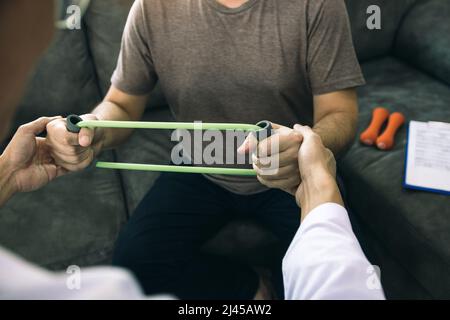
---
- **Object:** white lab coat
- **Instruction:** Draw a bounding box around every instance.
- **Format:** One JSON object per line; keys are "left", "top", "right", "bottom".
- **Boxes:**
{"left": 283, "top": 203, "right": 385, "bottom": 300}
{"left": 0, "top": 203, "right": 385, "bottom": 300}
{"left": 0, "top": 247, "right": 172, "bottom": 300}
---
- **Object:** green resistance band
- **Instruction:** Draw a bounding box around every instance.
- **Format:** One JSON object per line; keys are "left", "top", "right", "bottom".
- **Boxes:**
{"left": 66, "top": 115, "right": 272, "bottom": 176}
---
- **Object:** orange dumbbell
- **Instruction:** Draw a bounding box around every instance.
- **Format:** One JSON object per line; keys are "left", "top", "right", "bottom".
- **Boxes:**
{"left": 376, "top": 112, "right": 405, "bottom": 150}
{"left": 360, "top": 107, "right": 390, "bottom": 146}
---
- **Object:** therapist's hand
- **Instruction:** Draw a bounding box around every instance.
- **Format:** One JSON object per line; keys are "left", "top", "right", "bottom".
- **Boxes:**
{"left": 238, "top": 123, "right": 303, "bottom": 195}
{"left": 45, "top": 114, "right": 104, "bottom": 172}
{"left": 0, "top": 117, "right": 67, "bottom": 205}
{"left": 293, "top": 124, "right": 343, "bottom": 221}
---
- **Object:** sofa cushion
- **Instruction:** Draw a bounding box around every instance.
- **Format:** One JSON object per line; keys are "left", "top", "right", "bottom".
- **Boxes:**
{"left": 394, "top": 0, "right": 450, "bottom": 86}
{"left": 345, "top": 0, "right": 418, "bottom": 62}
{"left": 340, "top": 56, "right": 450, "bottom": 298}
{"left": 349, "top": 208, "right": 433, "bottom": 299}
{"left": 12, "top": 28, "right": 100, "bottom": 131}
{"left": 0, "top": 150, "right": 127, "bottom": 270}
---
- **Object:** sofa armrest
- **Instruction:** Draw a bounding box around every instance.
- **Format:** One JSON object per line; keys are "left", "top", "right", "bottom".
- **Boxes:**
{"left": 394, "top": 0, "right": 450, "bottom": 86}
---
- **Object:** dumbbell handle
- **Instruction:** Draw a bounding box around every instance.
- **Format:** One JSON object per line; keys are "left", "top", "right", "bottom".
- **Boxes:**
{"left": 376, "top": 112, "right": 405, "bottom": 150}
{"left": 360, "top": 107, "right": 390, "bottom": 146}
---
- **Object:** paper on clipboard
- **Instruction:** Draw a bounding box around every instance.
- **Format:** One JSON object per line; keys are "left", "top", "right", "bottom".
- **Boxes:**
{"left": 404, "top": 121, "right": 450, "bottom": 195}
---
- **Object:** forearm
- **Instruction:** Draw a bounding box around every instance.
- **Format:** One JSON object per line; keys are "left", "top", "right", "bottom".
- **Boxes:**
{"left": 313, "top": 111, "right": 357, "bottom": 158}
{"left": 0, "top": 155, "right": 17, "bottom": 207}
{"left": 91, "top": 101, "right": 139, "bottom": 150}
{"left": 299, "top": 169, "right": 344, "bottom": 222}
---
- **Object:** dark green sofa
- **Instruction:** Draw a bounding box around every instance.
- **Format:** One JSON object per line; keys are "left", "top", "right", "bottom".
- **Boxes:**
{"left": 1, "top": 0, "right": 449, "bottom": 299}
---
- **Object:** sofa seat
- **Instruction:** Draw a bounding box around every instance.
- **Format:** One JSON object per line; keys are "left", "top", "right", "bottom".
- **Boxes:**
{"left": 340, "top": 56, "right": 450, "bottom": 298}
{"left": 0, "top": 151, "right": 127, "bottom": 270}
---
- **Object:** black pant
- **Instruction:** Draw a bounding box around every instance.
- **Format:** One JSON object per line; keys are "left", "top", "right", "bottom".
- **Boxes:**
{"left": 112, "top": 173, "right": 299, "bottom": 299}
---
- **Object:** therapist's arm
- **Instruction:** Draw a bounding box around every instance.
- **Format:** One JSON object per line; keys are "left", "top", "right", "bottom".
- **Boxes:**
{"left": 0, "top": 117, "right": 66, "bottom": 207}
{"left": 282, "top": 125, "right": 385, "bottom": 300}
{"left": 0, "top": 246, "right": 157, "bottom": 300}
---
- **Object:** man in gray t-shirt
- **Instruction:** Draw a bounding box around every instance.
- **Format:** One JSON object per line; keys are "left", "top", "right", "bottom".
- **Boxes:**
{"left": 47, "top": 0, "right": 365, "bottom": 299}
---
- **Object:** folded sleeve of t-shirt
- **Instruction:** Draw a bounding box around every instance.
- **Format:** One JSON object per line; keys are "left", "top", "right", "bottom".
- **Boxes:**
{"left": 306, "top": 0, "right": 366, "bottom": 95}
{"left": 111, "top": 0, "right": 158, "bottom": 95}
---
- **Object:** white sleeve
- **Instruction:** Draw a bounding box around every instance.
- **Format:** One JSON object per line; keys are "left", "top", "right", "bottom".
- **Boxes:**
{"left": 282, "top": 203, "right": 385, "bottom": 300}
{"left": 0, "top": 247, "right": 173, "bottom": 300}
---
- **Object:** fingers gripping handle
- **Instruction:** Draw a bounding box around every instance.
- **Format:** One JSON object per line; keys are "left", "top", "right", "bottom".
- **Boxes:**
{"left": 66, "top": 114, "right": 83, "bottom": 134}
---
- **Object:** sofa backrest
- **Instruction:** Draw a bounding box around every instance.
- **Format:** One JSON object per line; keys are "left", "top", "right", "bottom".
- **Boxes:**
{"left": 84, "top": 0, "right": 419, "bottom": 74}
{"left": 394, "top": 0, "right": 450, "bottom": 86}
{"left": 9, "top": 0, "right": 422, "bottom": 137}
{"left": 81, "top": 0, "right": 422, "bottom": 106}
{"left": 85, "top": 0, "right": 167, "bottom": 108}
{"left": 345, "top": 0, "right": 419, "bottom": 62}
{"left": 12, "top": 28, "right": 101, "bottom": 134}
{"left": 8, "top": 0, "right": 157, "bottom": 138}
{"left": 84, "top": 0, "right": 134, "bottom": 96}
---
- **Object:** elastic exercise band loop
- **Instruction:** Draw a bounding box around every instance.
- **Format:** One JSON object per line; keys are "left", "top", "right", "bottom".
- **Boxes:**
{"left": 96, "top": 162, "right": 257, "bottom": 176}
{"left": 77, "top": 120, "right": 262, "bottom": 131}
{"left": 65, "top": 115, "right": 272, "bottom": 176}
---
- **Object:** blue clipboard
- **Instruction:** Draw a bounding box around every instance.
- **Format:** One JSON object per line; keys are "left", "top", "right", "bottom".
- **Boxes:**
{"left": 403, "top": 122, "right": 450, "bottom": 196}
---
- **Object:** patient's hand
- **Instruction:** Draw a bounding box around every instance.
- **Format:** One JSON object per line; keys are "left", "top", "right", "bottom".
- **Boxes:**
{"left": 0, "top": 117, "right": 66, "bottom": 201}
{"left": 293, "top": 125, "right": 343, "bottom": 220}
{"left": 238, "top": 122, "right": 303, "bottom": 195}
{"left": 46, "top": 114, "right": 104, "bottom": 172}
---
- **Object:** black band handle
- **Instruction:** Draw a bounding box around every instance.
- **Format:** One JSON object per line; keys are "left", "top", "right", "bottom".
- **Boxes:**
{"left": 66, "top": 114, "right": 83, "bottom": 133}
{"left": 255, "top": 120, "right": 273, "bottom": 142}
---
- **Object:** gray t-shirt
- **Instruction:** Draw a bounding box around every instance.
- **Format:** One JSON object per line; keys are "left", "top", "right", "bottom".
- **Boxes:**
{"left": 111, "top": 0, "right": 365, "bottom": 195}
